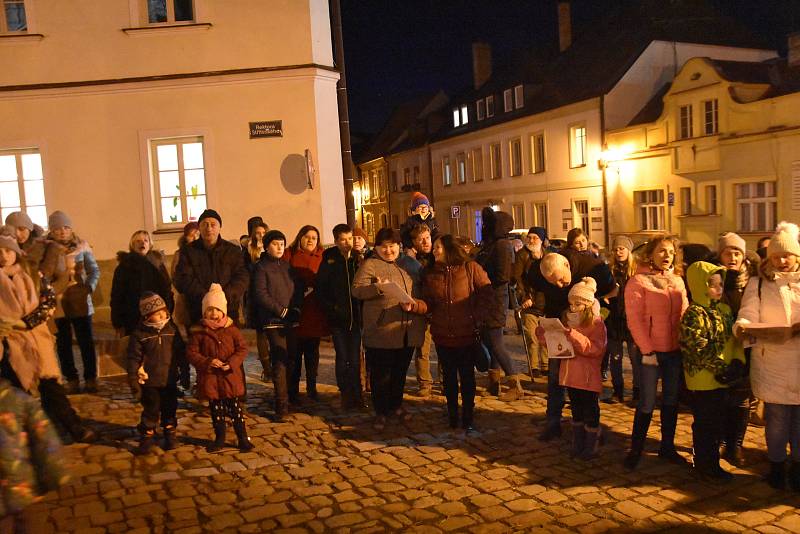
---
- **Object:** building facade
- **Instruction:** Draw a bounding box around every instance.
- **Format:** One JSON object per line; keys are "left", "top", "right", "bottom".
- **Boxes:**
{"left": 0, "top": 0, "right": 345, "bottom": 259}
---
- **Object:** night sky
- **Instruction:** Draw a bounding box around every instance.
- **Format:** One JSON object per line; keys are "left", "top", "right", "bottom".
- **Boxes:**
{"left": 341, "top": 0, "right": 800, "bottom": 136}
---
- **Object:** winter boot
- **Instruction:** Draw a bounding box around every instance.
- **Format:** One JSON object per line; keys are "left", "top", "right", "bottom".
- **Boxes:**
{"left": 162, "top": 426, "right": 178, "bottom": 451}
{"left": 579, "top": 426, "right": 601, "bottom": 461}
{"left": 233, "top": 421, "right": 255, "bottom": 452}
{"left": 487, "top": 369, "right": 504, "bottom": 397}
{"left": 722, "top": 405, "right": 750, "bottom": 467}
{"left": 206, "top": 422, "right": 227, "bottom": 453}
{"left": 570, "top": 422, "right": 586, "bottom": 458}
{"left": 538, "top": 418, "right": 562, "bottom": 442}
{"left": 499, "top": 375, "right": 524, "bottom": 401}
{"left": 766, "top": 461, "right": 786, "bottom": 490}
{"left": 624, "top": 410, "right": 652, "bottom": 470}
{"left": 789, "top": 462, "right": 800, "bottom": 492}
{"left": 658, "top": 405, "right": 688, "bottom": 465}
{"left": 135, "top": 429, "right": 156, "bottom": 455}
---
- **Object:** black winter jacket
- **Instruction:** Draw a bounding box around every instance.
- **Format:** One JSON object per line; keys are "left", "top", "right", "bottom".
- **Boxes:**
{"left": 127, "top": 320, "right": 184, "bottom": 388}
{"left": 475, "top": 210, "right": 515, "bottom": 328}
{"left": 316, "top": 247, "right": 361, "bottom": 330}
{"left": 111, "top": 251, "right": 174, "bottom": 335}
{"left": 252, "top": 254, "right": 303, "bottom": 328}
{"left": 173, "top": 238, "right": 249, "bottom": 323}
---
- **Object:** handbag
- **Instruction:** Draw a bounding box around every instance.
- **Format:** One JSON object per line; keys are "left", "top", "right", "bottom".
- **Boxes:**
{"left": 466, "top": 262, "right": 490, "bottom": 372}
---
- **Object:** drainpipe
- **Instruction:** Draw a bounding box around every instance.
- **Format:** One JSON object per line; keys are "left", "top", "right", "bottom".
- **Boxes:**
{"left": 600, "top": 95, "right": 610, "bottom": 247}
{"left": 331, "top": 0, "right": 356, "bottom": 227}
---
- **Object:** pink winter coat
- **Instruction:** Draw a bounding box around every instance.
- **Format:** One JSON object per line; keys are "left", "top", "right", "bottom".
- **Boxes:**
{"left": 558, "top": 316, "right": 607, "bottom": 393}
{"left": 624, "top": 265, "right": 688, "bottom": 355}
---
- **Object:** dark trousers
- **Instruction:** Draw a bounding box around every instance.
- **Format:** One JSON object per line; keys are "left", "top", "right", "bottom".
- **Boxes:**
{"left": 724, "top": 377, "right": 752, "bottom": 448}
{"left": 690, "top": 388, "right": 727, "bottom": 469}
{"left": 481, "top": 326, "right": 515, "bottom": 376}
{"left": 209, "top": 397, "right": 247, "bottom": 426}
{"left": 266, "top": 327, "right": 296, "bottom": 413}
{"left": 603, "top": 338, "right": 626, "bottom": 391}
{"left": 568, "top": 387, "right": 600, "bottom": 427}
{"left": 332, "top": 327, "right": 362, "bottom": 397}
{"left": 139, "top": 385, "right": 178, "bottom": 432}
{"left": 366, "top": 347, "right": 414, "bottom": 416}
{"left": 437, "top": 344, "right": 476, "bottom": 417}
{"left": 291, "top": 337, "right": 320, "bottom": 392}
{"left": 55, "top": 316, "right": 97, "bottom": 381}
{"left": 546, "top": 358, "right": 566, "bottom": 425}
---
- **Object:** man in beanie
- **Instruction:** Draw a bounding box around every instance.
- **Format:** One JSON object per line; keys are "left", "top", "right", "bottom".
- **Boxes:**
{"left": 127, "top": 292, "right": 184, "bottom": 454}
{"left": 173, "top": 209, "right": 249, "bottom": 324}
{"left": 400, "top": 192, "right": 439, "bottom": 249}
{"left": 513, "top": 227, "right": 552, "bottom": 379}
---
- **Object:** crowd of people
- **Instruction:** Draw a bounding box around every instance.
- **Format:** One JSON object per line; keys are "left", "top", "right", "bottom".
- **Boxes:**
{"left": 3, "top": 191, "right": 800, "bottom": 529}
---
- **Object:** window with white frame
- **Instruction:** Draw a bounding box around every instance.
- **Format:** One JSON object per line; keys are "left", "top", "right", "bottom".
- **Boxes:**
{"left": 452, "top": 109, "right": 461, "bottom": 128}
{"left": 442, "top": 156, "right": 452, "bottom": 186}
{"left": 530, "top": 132, "right": 545, "bottom": 173}
{"left": 680, "top": 187, "right": 691, "bottom": 216}
{"left": 391, "top": 170, "right": 398, "bottom": 192}
{"left": 471, "top": 147, "right": 483, "bottom": 181}
{"left": 509, "top": 137, "right": 522, "bottom": 177}
{"left": 503, "top": 89, "right": 513, "bottom": 112}
{"left": 679, "top": 104, "right": 693, "bottom": 139}
{"left": 460, "top": 105, "right": 469, "bottom": 125}
{"left": 402, "top": 168, "right": 410, "bottom": 187}
{"left": 512, "top": 204, "right": 525, "bottom": 228}
{"left": 569, "top": 124, "right": 587, "bottom": 168}
{"left": 532, "top": 202, "right": 548, "bottom": 230}
{"left": 486, "top": 95, "right": 495, "bottom": 117}
{"left": 1, "top": 0, "right": 26, "bottom": 31}
{"left": 514, "top": 85, "right": 524, "bottom": 109}
{"left": 0, "top": 148, "right": 47, "bottom": 227}
{"left": 705, "top": 184, "right": 717, "bottom": 214}
{"left": 736, "top": 181, "right": 776, "bottom": 232}
{"left": 635, "top": 189, "right": 665, "bottom": 231}
{"left": 490, "top": 143, "right": 502, "bottom": 179}
{"left": 378, "top": 169, "right": 386, "bottom": 199}
{"left": 703, "top": 99, "right": 718, "bottom": 135}
{"left": 145, "top": 0, "right": 194, "bottom": 24}
{"left": 456, "top": 152, "right": 466, "bottom": 184}
{"left": 477, "top": 99, "right": 485, "bottom": 121}
{"left": 151, "top": 137, "right": 207, "bottom": 227}
{"left": 573, "top": 200, "right": 589, "bottom": 234}
{"left": 413, "top": 165, "right": 420, "bottom": 184}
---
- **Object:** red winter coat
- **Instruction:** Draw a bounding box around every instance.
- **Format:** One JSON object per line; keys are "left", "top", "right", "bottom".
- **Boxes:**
{"left": 283, "top": 247, "right": 330, "bottom": 338}
{"left": 186, "top": 322, "right": 248, "bottom": 400}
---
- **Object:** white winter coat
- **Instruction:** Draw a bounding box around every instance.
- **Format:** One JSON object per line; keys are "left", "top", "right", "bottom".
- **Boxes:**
{"left": 735, "top": 266, "right": 800, "bottom": 405}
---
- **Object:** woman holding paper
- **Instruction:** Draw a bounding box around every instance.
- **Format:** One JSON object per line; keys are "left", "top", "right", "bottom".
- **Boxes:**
{"left": 735, "top": 221, "right": 800, "bottom": 490}
{"left": 623, "top": 235, "right": 689, "bottom": 470}
{"left": 422, "top": 234, "right": 493, "bottom": 433}
{"left": 352, "top": 228, "right": 428, "bottom": 431}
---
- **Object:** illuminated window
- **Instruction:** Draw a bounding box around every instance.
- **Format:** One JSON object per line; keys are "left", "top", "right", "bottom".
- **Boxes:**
{"left": 456, "top": 152, "right": 466, "bottom": 184}
{"left": 452, "top": 109, "right": 460, "bottom": 127}
{"left": 150, "top": 137, "right": 207, "bottom": 228}
{"left": 569, "top": 125, "right": 587, "bottom": 168}
{"left": 0, "top": 148, "right": 47, "bottom": 227}
{"left": 460, "top": 105, "right": 469, "bottom": 125}
{"left": 442, "top": 156, "right": 452, "bottom": 186}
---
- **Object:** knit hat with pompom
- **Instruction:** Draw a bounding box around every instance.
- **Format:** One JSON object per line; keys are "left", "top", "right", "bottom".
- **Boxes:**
{"left": 568, "top": 277, "right": 597, "bottom": 306}
{"left": 767, "top": 221, "right": 800, "bottom": 258}
{"left": 201, "top": 283, "right": 228, "bottom": 316}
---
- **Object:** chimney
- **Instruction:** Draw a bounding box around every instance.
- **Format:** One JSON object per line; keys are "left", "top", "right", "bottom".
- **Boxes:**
{"left": 558, "top": 1, "right": 572, "bottom": 52}
{"left": 472, "top": 42, "right": 492, "bottom": 90}
{"left": 789, "top": 32, "right": 800, "bottom": 68}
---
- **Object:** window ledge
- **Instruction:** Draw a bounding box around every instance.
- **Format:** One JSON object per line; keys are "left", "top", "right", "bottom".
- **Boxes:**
{"left": 122, "top": 22, "right": 212, "bottom": 35}
{"left": 0, "top": 33, "right": 44, "bottom": 43}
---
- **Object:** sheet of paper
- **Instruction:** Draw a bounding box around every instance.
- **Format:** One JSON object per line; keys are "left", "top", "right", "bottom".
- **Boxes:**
{"left": 539, "top": 318, "right": 568, "bottom": 332}
{"left": 376, "top": 281, "right": 415, "bottom": 305}
{"left": 544, "top": 330, "right": 575, "bottom": 359}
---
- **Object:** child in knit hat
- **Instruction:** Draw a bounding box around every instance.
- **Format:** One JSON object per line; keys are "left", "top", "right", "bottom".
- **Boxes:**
{"left": 127, "top": 291, "right": 185, "bottom": 454}
{"left": 186, "top": 284, "right": 253, "bottom": 452}
{"left": 400, "top": 192, "right": 439, "bottom": 249}
{"left": 539, "top": 277, "right": 607, "bottom": 460}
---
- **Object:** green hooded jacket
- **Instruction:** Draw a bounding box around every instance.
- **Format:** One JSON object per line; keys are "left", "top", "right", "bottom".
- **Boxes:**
{"left": 679, "top": 261, "right": 745, "bottom": 391}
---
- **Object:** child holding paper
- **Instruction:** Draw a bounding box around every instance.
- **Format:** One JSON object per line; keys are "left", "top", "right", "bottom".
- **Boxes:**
{"left": 537, "top": 277, "right": 607, "bottom": 459}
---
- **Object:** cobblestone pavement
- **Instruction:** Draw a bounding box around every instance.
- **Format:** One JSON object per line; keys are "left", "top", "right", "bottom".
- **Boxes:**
{"left": 23, "top": 331, "right": 800, "bottom": 533}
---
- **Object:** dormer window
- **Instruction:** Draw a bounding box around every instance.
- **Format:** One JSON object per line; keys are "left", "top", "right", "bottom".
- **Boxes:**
{"left": 486, "top": 95, "right": 495, "bottom": 118}
{"left": 453, "top": 105, "right": 469, "bottom": 127}
{"left": 503, "top": 89, "right": 513, "bottom": 112}
{"left": 453, "top": 109, "right": 460, "bottom": 127}
{"left": 514, "top": 85, "right": 524, "bottom": 109}
{"left": 477, "top": 99, "right": 485, "bottom": 121}
{"left": 460, "top": 105, "right": 468, "bottom": 125}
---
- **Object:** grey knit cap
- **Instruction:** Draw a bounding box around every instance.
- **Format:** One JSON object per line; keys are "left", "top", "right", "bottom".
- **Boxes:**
{"left": 48, "top": 210, "right": 72, "bottom": 229}
{"left": 5, "top": 211, "right": 33, "bottom": 231}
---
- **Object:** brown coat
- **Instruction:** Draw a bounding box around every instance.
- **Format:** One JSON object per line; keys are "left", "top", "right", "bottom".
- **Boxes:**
{"left": 186, "top": 323, "right": 248, "bottom": 400}
{"left": 422, "top": 261, "right": 493, "bottom": 347}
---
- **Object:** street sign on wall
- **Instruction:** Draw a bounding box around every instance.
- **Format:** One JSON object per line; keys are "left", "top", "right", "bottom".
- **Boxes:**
{"left": 451, "top": 205, "right": 461, "bottom": 219}
{"left": 249, "top": 120, "right": 283, "bottom": 138}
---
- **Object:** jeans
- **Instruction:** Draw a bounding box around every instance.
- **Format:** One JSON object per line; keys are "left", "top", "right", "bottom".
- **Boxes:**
{"left": 55, "top": 316, "right": 98, "bottom": 381}
{"left": 568, "top": 387, "right": 599, "bottom": 427}
{"left": 638, "top": 350, "right": 682, "bottom": 414}
{"left": 764, "top": 403, "right": 800, "bottom": 462}
{"left": 332, "top": 327, "right": 362, "bottom": 397}
{"left": 291, "top": 337, "right": 320, "bottom": 390}
{"left": 414, "top": 327, "right": 438, "bottom": 387}
{"left": 690, "top": 388, "right": 727, "bottom": 468}
{"left": 521, "top": 313, "right": 548, "bottom": 370}
{"left": 546, "top": 358, "right": 565, "bottom": 424}
{"left": 604, "top": 338, "right": 626, "bottom": 391}
{"left": 481, "top": 326, "right": 515, "bottom": 376}
{"left": 436, "top": 344, "right": 476, "bottom": 418}
{"left": 365, "top": 347, "right": 414, "bottom": 416}
{"left": 139, "top": 385, "right": 178, "bottom": 431}
{"left": 629, "top": 342, "right": 642, "bottom": 391}
{"left": 265, "top": 327, "right": 297, "bottom": 413}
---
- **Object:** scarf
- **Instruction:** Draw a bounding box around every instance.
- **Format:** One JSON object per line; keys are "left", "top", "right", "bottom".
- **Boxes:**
{"left": 202, "top": 316, "right": 232, "bottom": 330}
{"left": 144, "top": 315, "right": 170, "bottom": 331}
{"left": 0, "top": 265, "right": 41, "bottom": 392}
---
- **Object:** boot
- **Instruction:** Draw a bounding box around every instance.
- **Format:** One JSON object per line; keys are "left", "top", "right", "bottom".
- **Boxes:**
{"left": 614, "top": 385, "right": 624, "bottom": 404}
{"left": 499, "top": 376, "right": 524, "bottom": 401}
{"left": 307, "top": 380, "right": 318, "bottom": 401}
{"left": 658, "top": 405, "right": 688, "bottom": 465}
{"left": 462, "top": 404, "right": 477, "bottom": 434}
{"left": 487, "top": 369, "right": 503, "bottom": 397}
{"left": 579, "top": 426, "right": 601, "bottom": 461}
{"left": 570, "top": 423, "right": 586, "bottom": 458}
{"left": 624, "top": 410, "right": 652, "bottom": 470}
{"left": 789, "top": 462, "right": 800, "bottom": 492}
{"left": 722, "top": 405, "right": 750, "bottom": 467}
{"left": 766, "top": 461, "right": 786, "bottom": 490}
{"left": 162, "top": 426, "right": 178, "bottom": 451}
{"left": 206, "top": 422, "right": 226, "bottom": 453}
{"left": 538, "top": 418, "right": 562, "bottom": 442}
{"left": 233, "top": 421, "right": 255, "bottom": 452}
{"left": 135, "top": 429, "right": 156, "bottom": 455}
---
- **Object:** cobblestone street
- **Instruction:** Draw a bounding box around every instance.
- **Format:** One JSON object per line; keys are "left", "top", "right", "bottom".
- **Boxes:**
{"left": 24, "top": 333, "right": 800, "bottom": 533}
